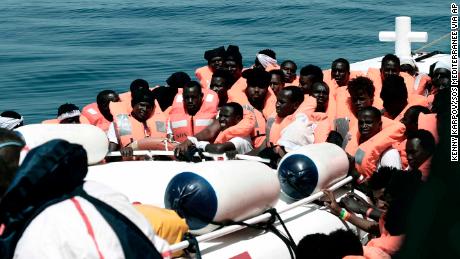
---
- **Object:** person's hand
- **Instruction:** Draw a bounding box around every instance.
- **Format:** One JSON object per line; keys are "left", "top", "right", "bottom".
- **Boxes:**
{"left": 322, "top": 189, "right": 342, "bottom": 216}
{"left": 120, "top": 146, "right": 134, "bottom": 157}
{"left": 174, "top": 139, "right": 194, "bottom": 159}
{"left": 340, "top": 193, "right": 370, "bottom": 215}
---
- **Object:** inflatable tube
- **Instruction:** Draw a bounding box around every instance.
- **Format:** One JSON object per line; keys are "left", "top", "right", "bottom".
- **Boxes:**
{"left": 277, "top": 143, "right": 349, "bottom": 200}
{"left": 164, "top": 160, "right": 280, "bottom": 235}
{"left": 86, "top": 161, "right": 192, "bottom": 207}
{"left": 15, "top": 124, "right": 108, "bottom": 165}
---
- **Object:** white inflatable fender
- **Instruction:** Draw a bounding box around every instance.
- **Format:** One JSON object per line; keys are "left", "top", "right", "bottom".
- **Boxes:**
{"left": 277, "top": 143, "right": 349, "bottom": 200}
{"left": 164, "top": 160, "right": 280, "bottom": 235}
{"left": 86, "top": 161, "right": 191, "bottom": 207}
{"left": 15, "top": 124, "right": 108, "bottom": 165}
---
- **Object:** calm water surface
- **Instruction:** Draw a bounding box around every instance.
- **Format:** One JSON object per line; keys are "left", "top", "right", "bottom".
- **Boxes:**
{"left": 0, "top": 0, "right": 451, "bottom": 122}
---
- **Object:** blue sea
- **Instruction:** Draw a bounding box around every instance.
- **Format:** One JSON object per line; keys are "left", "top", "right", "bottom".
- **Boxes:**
{"left": 0, "top": 0, "right": 451, "bottom": 123}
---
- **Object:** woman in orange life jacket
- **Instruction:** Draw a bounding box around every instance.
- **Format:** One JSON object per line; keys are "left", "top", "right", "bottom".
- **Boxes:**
{"left": 253, "top": 49, "right": 278, "bottom": 71}
{"left": 280, "top": 60, "right": 299, "bottom": 86}
{"left": 151, "top": 71, "right": 191, "bottom": 113}
{"left": 107, "top": 89, "right": 165, "bottom": 156}
{"left": 268, "top": 69, "right": 285, "bottom": 96}
{"left": 195, "top": 46, "right": 225, "bottom": 88}
{"left": 81, "top": 90, "right": 120, "bottom": 132}
{"left": 406, "top": 129, "right": 436, "bottom": 180}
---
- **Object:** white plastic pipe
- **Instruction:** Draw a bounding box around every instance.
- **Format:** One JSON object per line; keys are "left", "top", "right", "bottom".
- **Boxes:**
{"left": 168, "top": 176, "right": 353, "bottom": 253}
{"left": 379, "top": 16, "right": 428, "bottom": 58}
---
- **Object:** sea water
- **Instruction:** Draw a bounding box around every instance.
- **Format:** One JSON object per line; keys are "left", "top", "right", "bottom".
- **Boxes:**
{"left": 0, "top": 0, "right": 451, "bottom": 123}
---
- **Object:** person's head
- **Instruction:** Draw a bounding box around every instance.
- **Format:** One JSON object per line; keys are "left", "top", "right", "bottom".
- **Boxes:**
{"left": 57, "top": 103, "right": 81, "bottom": 124}
{"left": 182, "top": 81, "right": 203, "bottom": 116}
{"left": 431, "top": 61, "right": 451, "bottom": 91}
{"left": 328, "top": 229, "right": 364, "bottom": 258}
{"left": 400, "top": 105, "right": 430, "bottom": 136}
{"left": 299, "top": 65, "right": 324, "bottom": 94}
{"left": 400, "top": 57, "right": 417, "bottom": 76}
{"left": 280, "top": 60, "right": 298, "bottom": 83}
{"left": 254, "top": 49, "right": 277, "bottom": 69}
{"left": 357, "top": 106, "right": 382, "bottom": 143}
{"left": 0, "top": 111, "right": 24, "bottom": 129}
{"left": 0, "top": 128, "right": 25, "bottom": 197}
{"left": 224, "top": 45, "right": 243, "bottom": 80}
{"left": 166, "top": 71, "right": 191, "bottom": 89}
{"left": 276, "top": 86, "right": 304, "bottom": 118}
{"left": 380, "top": 74, "right": 408, "bottom": 119}
{"left": 218, "top": 102, "right": 243, "bottom": 130}
{"left": 347, "top": 76, "right": 375, "bottom": 115}
{"left": 295, "top": 233, "right": 331, "bottom": 259}
{"left": 96, "top": 90, "right": 120, "bottom": 122}
{"left": 380, "top": 54, "right": 401, "bottom": 80}
{"left": 204, "top": 46, "right": 226, "bottom": 72}
{"left": 310, "top": 81, "right": 330, "bottom": 112}
{"left": 210, "top": 69, "right": 234, "bottom": 106}
{"left": 269, "top": 69, "right": 285, "bottom": 96}
{"left": 130, "top": 89, "right": 154, "bottom": 122}
{"left": 368, "top": 166, "right": 399, "bottom": 210}
{"left": 242, "top": 68, "right": 271, "bottom": 110}
{"left": 129, "top": 79, "right": 150, "bottom": 94}
{"left": 406, "top": 129, "right": 436, "bottom": 170}
{"left": 331, "top": 58, "right": 350, "bottom": 86}
{"left": 326, "top": 130, "right": 344, "bottom": 147}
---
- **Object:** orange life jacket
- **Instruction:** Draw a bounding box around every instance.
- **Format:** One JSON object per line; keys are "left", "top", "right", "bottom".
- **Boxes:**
{"left": 413, "top": 73, "right": 431, "bottom": 95}
{"left": 418, "top": 113, "right": 439, "bottom": 143}
{"left": 308, "top": 112, "right": 332, "bottom": 144}
{"left": 111, "top": 101, "right": 167, "bottom": 147}
{"left": 384, "top": 94, "right": 429, "bottom": 122}
{"left": 81, "top": 102, "right": 111, "bottom": 132}
{"left": 195, "top": 65, "right": 213, "bottom": 88}
{"left": 285, "top": 75, "right": 299, "bottom": 87}
{"left": 297, "top": 94, "right": 317, "bottom": 115}
{"left": 345, "top": 118, "right": 405, "bottom": 178}
{"left": 366, "top": 68, "right": 415, "bottom": 109}
{"left": 168, "top": 89, "right": 218, "bottom": 142}
{"left": 323, "top": 70, "right": 363, "bottom": 97}
{"left": 228, "top": 80, "right": 277, "bottom": 119}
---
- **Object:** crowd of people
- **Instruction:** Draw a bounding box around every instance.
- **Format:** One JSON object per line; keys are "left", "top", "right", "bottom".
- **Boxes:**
{"left": 0, "top": 44, "right": 454, "bottom": 258}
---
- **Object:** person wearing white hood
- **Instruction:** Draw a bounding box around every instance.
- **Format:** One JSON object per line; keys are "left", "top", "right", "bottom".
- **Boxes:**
{"left": 431, "top": 60, "right": 451, "bottom": 91}
{"left": 0, "top": 111, "right": 23, "bottom": 130}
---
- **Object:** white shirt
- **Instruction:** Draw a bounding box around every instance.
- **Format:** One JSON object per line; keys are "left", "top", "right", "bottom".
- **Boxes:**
{"left": 228, "top": 136, "right": 253, "bottom": 154}
{"left": 14, "top": 181, "right": 169, "bottom": 259}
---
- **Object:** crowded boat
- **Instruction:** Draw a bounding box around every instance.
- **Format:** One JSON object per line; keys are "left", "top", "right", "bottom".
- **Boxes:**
{"left": 0, "top": 16, "right": 456, "bottom": 258}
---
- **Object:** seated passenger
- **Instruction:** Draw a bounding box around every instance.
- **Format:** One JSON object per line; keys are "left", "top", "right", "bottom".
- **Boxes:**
{"left": 42, "top": 103, "right": 89, "bottom": 124}
{"left": 269, "top": 69, "right": 285, "bottom": 96}
{"left": 168, "top": 81, "right": 218, "bottom": 143}
{"left": 299, "top": 64, "right": 324, "bottom": 94}
{"left": 307, "top": 81, "right": 333, "bottom": 143}
{"left": 400, "top": 57, "right": 430, "bottom": 95}
{"left": 81, "top": 90, "right": 120, "bottom": 132}
{"left": 209, "top": 69, "right": 234, "bottom": 107}
{"left": 406, "top": 129, "right": 436, "bottom": 180}
{"left": 119, "top": 78, "right": 150, "bottom": 104}
{"left": 323, "top": 58, "right": 362, "bottom": 96}
{"left": 253, "top": 49, "right": 278, "bottom": 71}
{"left": 280, "top": 60, "right": 299, "bottom": 86}
{"left": 195, "top": 46, "right": 225, "bottom": 88}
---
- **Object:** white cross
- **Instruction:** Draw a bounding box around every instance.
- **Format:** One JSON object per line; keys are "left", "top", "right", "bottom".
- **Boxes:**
{"left": 379, "top": 16, "right": 428, "bottom": 58}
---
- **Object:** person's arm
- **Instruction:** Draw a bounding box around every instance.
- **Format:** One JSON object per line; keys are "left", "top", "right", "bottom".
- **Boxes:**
{"left": 340, "top": 193, "right": 383, "bottom": 222}
{"left": 195, "top": 119, "right": 221, "bottom": 142}
{"left": 323, "top": 190, "right": 380, "bottom": 235}
{"left": 205, "top": 142, "right": 236, "bottom": 154}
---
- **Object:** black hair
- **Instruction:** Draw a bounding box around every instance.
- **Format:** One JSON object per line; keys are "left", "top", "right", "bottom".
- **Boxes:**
{"left": 221, "top": 102, "right": 243, "bottom": 118}
{"left": 326, "top": 130, "right": 343, "bottom": 147}
{"left": 183, "top": 81, "right": 203, "bottom": 93}
{"left": 295, "top": 233, "right": 332, "bottom": 259}
{"left": 407, "top": 129, "right": 436, "bottom": 155}
{"left": 269, "top": 69, "right": 285, "bottom": 82}
{"left": 242, "top": 68, "right": 271, "bottom": 88}
{"left": 129, "top": 79, "right": 150, "bottom": 93}
{"left": 347, "top": 76, "right": 375, "bottom": 98}
{"left": 225, "top": 45, "right": 243, "bottom": 68}
{"left": 332, "top": 58, "right": 350, "bottom": 71}
{"left": 380, "top": 74, "right": 408, "bottom": 102}
{"left": 131, "top": 89, "right": 154, "bottom": 107}
{"left": 151, "top": 87, "right": 178, "bottom": 111}
{"left": 96, "top": 90, "right": 118, "bottom": 106}
{"left": 280, "top": 60, "right": 297, "bottom": 70}
{"left": 204, "top": 46, "right": 226, "bottom": 61}
{"left": 311, "top": 81, "right": 330, "bottom": 93}
{"left": 404, "top": 105, "right": 430, "bottom": 119}
{"left": 282, "top": 86, "right": 305, "bottom": 104}
{"left": 166, "top": 72, "right": 191, "bottom": 89}
{"left": 357, "top": 106, "right": 382, "bottom": 121}
{"left": 1, "top": 111, "right": 22, "bottom": 120}
{"left": 212, "top": 69, "right": 234, "bottom": 87}
{"left": 57, "top": 103, "right": 80, "bottom": 117}
{"left": 381, "top": 54, "right": 400, "bottom": 67}
{"left": 368, "top": 166, "right": 399, "bottom": 190}
{"left": 258, "top": 49, "right": 276, "bottom": 59}
{"left": 300, "top": 64, "right": 324, "bottom": 81}
{"left": 328, "top": 229, "right": 364, "bottom": 257}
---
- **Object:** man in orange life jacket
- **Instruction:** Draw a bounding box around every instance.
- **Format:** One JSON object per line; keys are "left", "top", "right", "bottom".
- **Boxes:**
{"left": 82, "top": 90, "right": 120, "bottom": 132}
{"left": 299, "top": 64, "right": 324, "bottom": 94}
{"left": 195, "top": 46, "right": 225, "bottom": 88}
{"left": 381, "top": 75, "right": 409, "bottom": 120}
{"left": 405, "top": 129, "right": 435, "bottom": 177}
{"left": 209, "top": 69, "right": 234, "bottom": 107}
{"left": 151, "top": 71, "right": 191, "bottom": 112}
{"left": 108, "top": 89, "right": 166, "bottom": 155}
{"left": 167, "top": 81, "right": 218, "bottom": 143}
{"left": 331, "top": 58, "right": 351, "bottom": 88}
{"left": 280, "top": 60, "right": 298, "bottom": 85}
{"left": 269, "top": 69, "right": 285, "bottom": 96}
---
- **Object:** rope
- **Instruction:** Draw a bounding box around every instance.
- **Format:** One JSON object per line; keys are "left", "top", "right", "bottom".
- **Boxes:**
{"left": 414, "top": 32, "right": 450, "bottom": 53}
